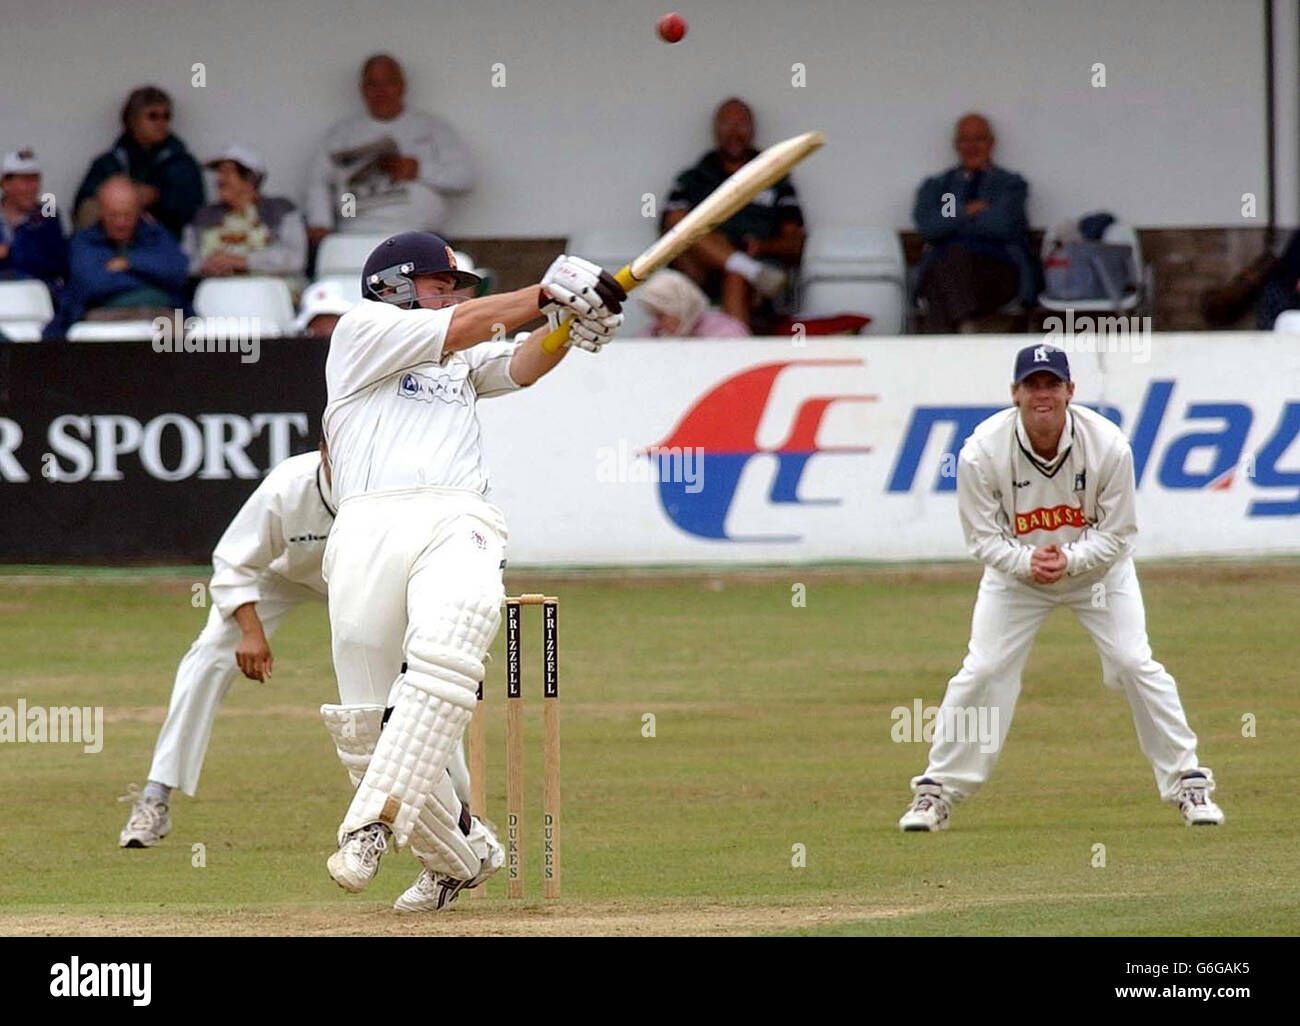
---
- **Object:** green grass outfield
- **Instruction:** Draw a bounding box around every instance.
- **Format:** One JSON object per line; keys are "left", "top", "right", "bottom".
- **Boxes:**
{"left": 0, "top": 561, "right": 1296, "bottom": 937}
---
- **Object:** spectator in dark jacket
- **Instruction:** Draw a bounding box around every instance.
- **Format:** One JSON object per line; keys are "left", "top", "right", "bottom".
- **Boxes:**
{"left": 73, "top": 86, "right": 204, "bottom": 240}
{"left": 45, "top": 176, "right": 188, "bottom": 338}
{"left": 0, "top": 149, "right": 68, "bottom": 301}
{"left": 662, "top": 98, "right": 805, "bottom": 331}
{"left": 913, "top": 113, "right": 1038, "bottom": 332}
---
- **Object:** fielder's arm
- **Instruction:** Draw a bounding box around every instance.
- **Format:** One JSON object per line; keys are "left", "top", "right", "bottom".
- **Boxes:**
{"left": 232, "top": 602, "right": 274, "bottom": 682}
{"left": 1059, "top": 441, "right": 1137, "bottom": 576}
{"left": 957, "top": 449, "right": 1035, "bottom": 580}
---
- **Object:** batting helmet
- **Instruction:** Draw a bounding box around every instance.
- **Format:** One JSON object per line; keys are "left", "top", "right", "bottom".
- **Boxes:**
{"left": 360, "top": 231, "right": 482, "bottom": 307}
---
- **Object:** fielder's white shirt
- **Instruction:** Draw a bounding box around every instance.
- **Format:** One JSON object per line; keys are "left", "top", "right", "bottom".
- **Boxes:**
{"left": 956, "top": 404, "right": 1138, "bottom": 583}
{"left": 208, "top": 451, "right": 336, "bottom": 617}
{"left": 322, "top": 299, "right": 522, "bottom": 504}
{"left": 304, "top": 109, "right": 474, "bottom": 234}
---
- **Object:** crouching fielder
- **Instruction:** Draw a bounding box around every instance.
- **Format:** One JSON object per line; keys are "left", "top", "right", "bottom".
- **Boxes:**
{"left": 898, "top": 344, "right": 1224, "bottom": 832}
{"left": 118, "top": 447, "right": 336, "bottom": 846}
{"left": 321, "top": 232, "right": 624, "bottom": 909}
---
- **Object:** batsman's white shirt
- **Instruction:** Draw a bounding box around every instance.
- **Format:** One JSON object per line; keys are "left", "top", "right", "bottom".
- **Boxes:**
{"left": 322, "top": 300, "right": 521, "bottom": 503}
{"left": 916, "top": 402, "right": 1206, "bottom": 803}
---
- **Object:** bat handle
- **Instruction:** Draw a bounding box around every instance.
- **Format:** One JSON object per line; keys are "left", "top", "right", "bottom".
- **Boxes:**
{"left": 540, "top": 265, "right": 641, "bottom": 354}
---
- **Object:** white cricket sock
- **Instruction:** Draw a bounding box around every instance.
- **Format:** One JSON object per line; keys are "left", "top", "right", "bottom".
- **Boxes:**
{"left": 143, "top": 781, "right": 171, "bottom": 805}
{"left": 724, "top": 251, "right": 764, "bottom": 284}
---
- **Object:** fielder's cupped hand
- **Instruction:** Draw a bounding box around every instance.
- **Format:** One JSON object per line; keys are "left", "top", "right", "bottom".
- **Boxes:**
{"left": 540, "top": 254, "right": 627, "bottom": 320}
{"left": 1030, "top": 544, "right": 1068, "bottom": 585}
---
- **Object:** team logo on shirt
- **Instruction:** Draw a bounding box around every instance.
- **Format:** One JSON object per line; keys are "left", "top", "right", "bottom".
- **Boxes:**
{"left": 397, "top": 368, "right": 469, "bottom": 406}
{"left": 1014, "top": 504, "right": 1087, "bottom": 535}
{"left": 1074, "top": 470, "right": 1086, "bottom": 491}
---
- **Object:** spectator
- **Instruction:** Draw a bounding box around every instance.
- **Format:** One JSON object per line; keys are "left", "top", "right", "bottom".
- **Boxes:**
{"left": 293, "top": 279, "right": 353, "bottom": 339}
{"left": 182, "top": 145, "right": 307, "bottom": 281}
{"left": 73, "top": 86, "right": 204, "bottom": 240}
{"left": 46, "top": 176, "right": 187, "bottom": 337}
{"left": 1254, "top": 232, "right": 1300, "bottom": 328}
{"left": 0, "top": 149, "right": 68, "bottom": 300}
{"left": 638, "top": 269, "right": 749, "bottom": 338}
{"left": 912, "top": 113, "right": 1037, "bottom": 332}
{"left": 662, "top": 98, "right": 805, "bottom": 331}
{"left": 305, "top": 54, "right": 474, "bottom": 244}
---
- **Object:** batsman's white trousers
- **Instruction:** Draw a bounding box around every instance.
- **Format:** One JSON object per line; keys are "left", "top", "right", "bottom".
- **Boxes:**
{"left": 323, "top": 487, "right": 506, "bottom": 846}
{"left": 148, "top": 573, "right": 319, "bottom": 795}
{"left": 919, "top": 556, "right": 1202, "bottom": 802}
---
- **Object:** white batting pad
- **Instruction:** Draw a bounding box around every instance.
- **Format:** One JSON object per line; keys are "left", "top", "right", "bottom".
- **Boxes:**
{"left": 409, "top": 771, "right": 481, "bottom": 879}
{"left": 339, "top": 678, "right": 471, "bottom": 847}
{"left": 320, "top": 703, "right": 385, "bottom": 788}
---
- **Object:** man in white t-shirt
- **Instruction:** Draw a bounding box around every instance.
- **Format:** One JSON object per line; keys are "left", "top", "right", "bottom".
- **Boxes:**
{"left": 305, "top": 54, "right": 474, "bottom": 242}
{"left": 320, "top": 231, "right": 624, "bottom": 911}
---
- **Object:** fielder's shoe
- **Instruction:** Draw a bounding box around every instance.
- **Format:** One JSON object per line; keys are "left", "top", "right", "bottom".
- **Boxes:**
{"left": 327, "top": 822, "right": 391, "bottom": 892}
{"left": 394, "top": 817, "right": 505, "bottom": 913}
{"left": 753, "top": 264, "right": 789, "bottom": 300}
{"left": 118, "top": 785, "right": 172, "bottom": 848}
{"left": 1175, "top": 771, "right": 1224, "bottom": 826}
{"left": 899, "top": 779, "right": 951, "bottom": 832}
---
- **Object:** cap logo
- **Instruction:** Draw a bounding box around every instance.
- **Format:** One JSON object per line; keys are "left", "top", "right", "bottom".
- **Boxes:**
{"left": 445, "top": 246, "right": 457, "bottom": 269}
{"left": 1034, "top": 346, "right": 1050, "bottom": 363}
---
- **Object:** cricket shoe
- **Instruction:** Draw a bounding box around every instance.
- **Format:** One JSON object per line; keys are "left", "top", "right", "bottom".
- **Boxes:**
{"left": 1175, "top": 771, "right": 1224, "bottom": 826}
{"left": 899, "top": 779, "right": 951, "bottom": 832}
{"left": 394, "top": 818, "right": 505, "bottom": 912}
{"left": 118, "top": 784, "right": 172, "bottom": 848}
{"left": 327, "top": 822, "right": 391, "bottom": 892}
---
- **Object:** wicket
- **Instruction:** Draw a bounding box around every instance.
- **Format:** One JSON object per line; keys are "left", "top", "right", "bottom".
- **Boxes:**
{"left": 466, "top": 593, "right": 560, "bottom": 899}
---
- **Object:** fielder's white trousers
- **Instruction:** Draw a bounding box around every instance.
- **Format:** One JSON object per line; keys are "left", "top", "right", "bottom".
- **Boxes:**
{"left": 919, "top": 557, "right": 1202, "bottom": 802}
{"left": 147, "top": 572, "right": 319, "bottom": 795}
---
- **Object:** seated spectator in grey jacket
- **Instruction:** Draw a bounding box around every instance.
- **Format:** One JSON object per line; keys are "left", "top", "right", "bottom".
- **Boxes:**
{"left": 182, "top": 146, "right": 306, "bottom": 280}
{"left": 0, "top": 149, "right": 68, "bottom": 301}
{"left": 45, "top": 176, "right": 187, "bottom": 337}
{"left": 73, "top": 86, "right": 204, "bottom": 240}
{"left": 913, "top": 113, "right": 1037, "bottom": 332}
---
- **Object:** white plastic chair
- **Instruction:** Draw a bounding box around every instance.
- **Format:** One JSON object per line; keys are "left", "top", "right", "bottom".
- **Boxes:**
{"left": 66, "top": 320, "right": 159, "bottom": 342}
{"left": 796, "top": 228, "right": 907, "bottom": 335}
{"left": 1038, "top": 222, "right": 1151, "bottom": 316}
{"left": 0, "top": 280, "right": 55, "bottom": 340}
{"left": 1273, "top": 310, "right": 1300, "bottom": 333}
{"left": 315, "top": 233, "right": 393, "bottom": 278}
{"left": 194, "top": 277, "right": 295, "bottom": 337}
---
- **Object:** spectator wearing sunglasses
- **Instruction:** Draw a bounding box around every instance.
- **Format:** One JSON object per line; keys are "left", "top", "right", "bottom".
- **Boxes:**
{"left": 73, "top": 86, "right": 204, "bottom": 240}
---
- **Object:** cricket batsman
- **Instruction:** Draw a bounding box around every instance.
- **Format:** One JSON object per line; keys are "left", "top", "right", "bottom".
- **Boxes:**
{"left": 898, "top": 344, "right": 1224, "bottom": 831}
{"left": 320, "top": 231, "right": 624, "bottom": 910}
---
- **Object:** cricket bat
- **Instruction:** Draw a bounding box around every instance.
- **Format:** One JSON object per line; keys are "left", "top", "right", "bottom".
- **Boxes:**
{"left": 541, "top": 130, "right": 826, "bottom": 353}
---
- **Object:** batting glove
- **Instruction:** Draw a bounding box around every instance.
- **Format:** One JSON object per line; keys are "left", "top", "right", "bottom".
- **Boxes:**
{"left": 539, "top": 254, "right": 627, "bottom": 320}
{"left": 566, "top": 310, "right": 623, "bottom": 352}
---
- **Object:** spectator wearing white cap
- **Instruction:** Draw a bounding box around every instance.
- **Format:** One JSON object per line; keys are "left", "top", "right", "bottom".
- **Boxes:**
{"left": 0, "top": 149, "right": 68, "bottom": 301}
{"left": 638, "top": 268, "right": 750, "bottom": 338}
{"left": 293, "top": 278, "right": 354, "bottom": 339}
{"left": 181, "top": 145, "right": 307, "bottom": 281}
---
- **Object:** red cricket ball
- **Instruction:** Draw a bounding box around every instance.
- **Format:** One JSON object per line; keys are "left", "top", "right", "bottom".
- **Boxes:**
{"left": 657, "top": 12, "right": 687, "bottom": 43}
